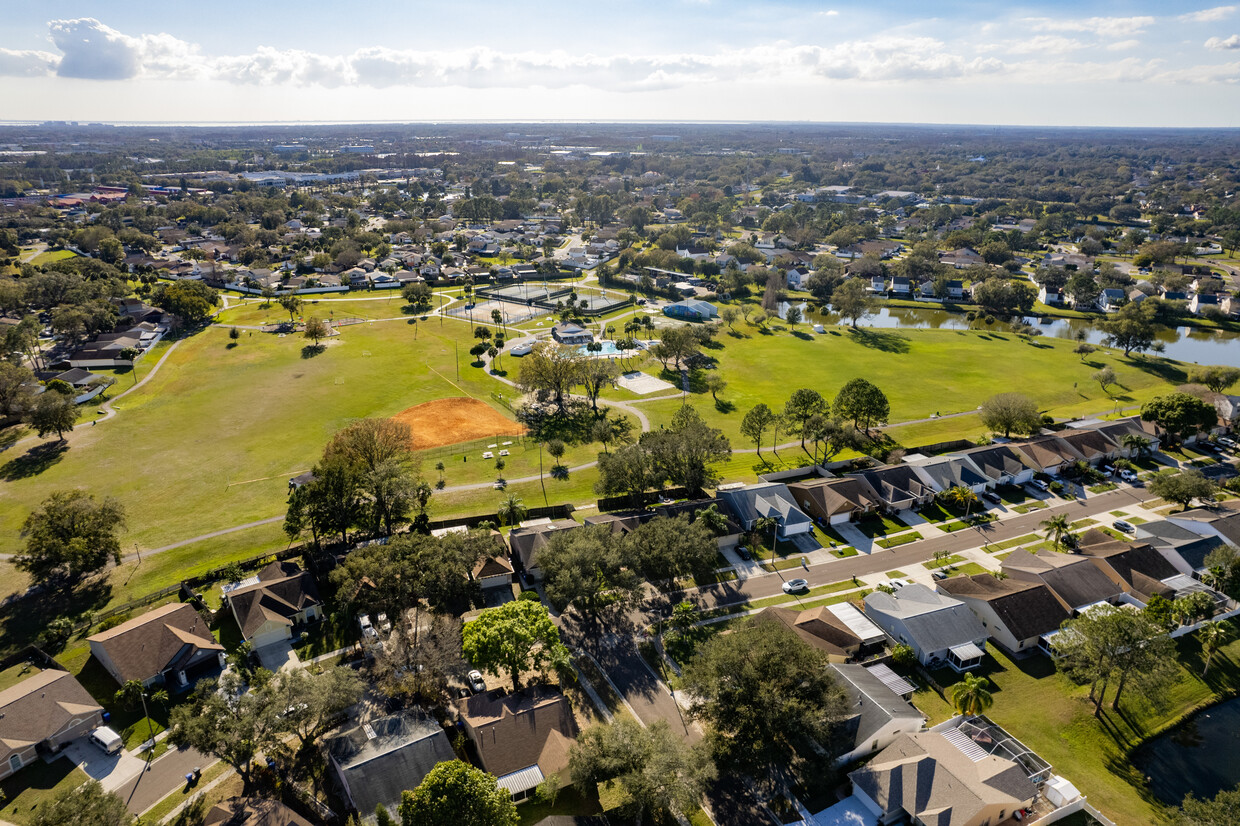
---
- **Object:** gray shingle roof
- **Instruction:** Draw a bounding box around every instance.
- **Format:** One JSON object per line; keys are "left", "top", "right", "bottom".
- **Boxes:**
{"left": 830, "top": 663, "right": 925, "bottom": 750}
{"left": 717, "top": 483, "right": 812, "bottom": 529}
{"left": 326, "top": 714, "right": 455, "bottom": 820}
{"left": 864, "top": 584, "right": 986, "bottom": 653}
{"left": 1001, "top": 549, "right": 1123, "bottom": 610}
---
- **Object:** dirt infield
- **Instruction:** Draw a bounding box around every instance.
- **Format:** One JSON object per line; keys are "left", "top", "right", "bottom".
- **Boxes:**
{"left": 392, "top": 397, "right": 526, "bottom": 450}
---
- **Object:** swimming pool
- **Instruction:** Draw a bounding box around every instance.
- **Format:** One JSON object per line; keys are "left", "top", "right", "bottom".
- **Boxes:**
{"left": 576, "top": 340, "right": 648, "bottom": 357}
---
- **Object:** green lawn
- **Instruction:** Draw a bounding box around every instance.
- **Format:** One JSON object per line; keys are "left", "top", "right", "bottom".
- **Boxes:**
{"left": 854, "top": 513, "right": 909, "bottom": 539}
{"left": 29, "top": 249, "right": 77, "bottom": 266}
{"left": 986, "top": 533, "right": 1041, "bottom": 552}
{"left": 0, "top": 758, "right": 89, "bottom": 826}
{"left": 876, "top": 532, "right": 922, "bottom": 549}
{"left": 920, "top": 634, "right": 1240, "bottom": 824}
{"left": 885, "top": 569, "right": 909, "bottom": 578}
{"left": 922, "top": 554, "right": 967, "bottom": 570}
{"left": 633, "top": 325, "right": 1189, "bottom": 461}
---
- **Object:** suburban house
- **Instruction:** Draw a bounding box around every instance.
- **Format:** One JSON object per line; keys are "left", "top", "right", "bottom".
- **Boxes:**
{"left": 663, "top": 299, "right": 718, "bottom": 321}
{"left": 1135, "top": 519, "right": 1225, "bottom": 576}
{"left": 953, "top": 444, "right": 1035, "bottom": 487}
{"left": 1165, "top": 507, "right": 1240, "bottom": 548}
{"left": 939, "top": 248, "right": 983, "bottom": 269}
{"left": 474, "top": 554, "right": 515, "bottom": 595}
{"left": 1011, "top": 437, "right": 1086, "bottom": 476}
{"left": 507, "top": 519, "right": 580, "bottom": 581}
{"left": 850, "top": 465, "right": 937, "bottom": 512}
{"left": 1101, "top": 288, "right": 1127, "bottom": 311}
{"left": 890, "top": 276, "right": 912, "bottom": 296}
{"left": 788, "top": 476, "right": 882, "bottom": 525}
{"left": 582, "top": 510, "right": 654, "bottom": 536}
{"left": 87, "top": 602, "right": 225, "bottom": 689}
{"left": 716, "top": 482, "right": 814, "bottom": 539}
{"left": 1038, "top": 285, "right": 1065, "bottom": 305}
{"left": 830, "top": 663, "right": 926, "bottom": 764}
{"left": 863, "top": 584, "right": 989, "bottom": 671}
{"left": 223, "top": 561, "right": 322, "bottom": 648}
{"left": 456, "top": 686, "right": 577, "bottom": 801}
{"left": 753, "top": 602, "right": 886, "bottom": 662}
{"left": 1001, "top": 549, "right": 1124, "bottom": 614}
{"left": 910, "top": 455, "right": 990, "bottom": 495}
{"left": 1074, "top": 530, "right": 1202, "bottom": 606}
{"left": 846, "top": 724, "right": 1039, "bottom": 826}
{"left": 550, "top": 322, "right": 593, "bottom": 345}
{"left": 0, "top": 669, "right": 104, "bottom": 781}
{"left": 205, "top": 798, "right": 313, "bottom": 826}
{"left": 1086, "top": 416, "right": 1161, "bottom": 455}
{"left": 937, "top": 575, "right": 1070, "bottom": 656}
{"left": 326, "top": 713, "right": 456, "bottom": 823}
{"left": 1055, "top": 429, "right": 1122, "bottom": 466}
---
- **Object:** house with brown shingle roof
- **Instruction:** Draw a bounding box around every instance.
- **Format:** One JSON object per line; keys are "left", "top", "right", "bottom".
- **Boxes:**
{"left": 0, "top": 669, "right": 103, "bottom": 781}
{"left": 88, "top": 602, "right": 224, "bottom": 689}
{"left": 1001, "top": 549, "right": 1123, "bottom": 613}
{"left": 1074, "top": 530, "right": 1182, "bottom": 604}
{"left": 224, "top": 561, "right": 322, "bottom": 648}
{"left": 936, "top": 575, "right": 1070, "bottom": 656}
{"left": 1055, "top": 429, "right": 1121, "bottom": 466}
{"left": 788, "top": 477, "right": 882, "bottom": 525}
{"left": 456, "top": 686, "right": 577, "bottom": 801}
{"left": 1010, "top": 436, "right": 1086, "bottom": 476}
{"left": 849, "top": 728, "right": 1038, "bottom": 826}
{"left": 752, "top": 605, "right": 877, "bottom": 662}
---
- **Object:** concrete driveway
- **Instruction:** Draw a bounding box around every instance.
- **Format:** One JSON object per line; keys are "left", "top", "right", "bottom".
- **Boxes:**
{"left": 255, "top": 640, "right": 301, "bottom": 672}
{"left": 57, "top": 738, "right": 147, "bottom": 792}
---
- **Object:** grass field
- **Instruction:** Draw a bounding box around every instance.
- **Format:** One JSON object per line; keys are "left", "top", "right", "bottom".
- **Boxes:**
{"left": 628, "top": 322, "right": 1189, "bottom": 455}
{"left": 29, "top": 249, "right": 77, "bottom": 266}
{"left": 0, "top": 304, "right": 1205, "bottom": 632}
{"left": 925, "top": 633, "right": 1240, "bottom": 824}
{"left": 0, "top": 315, "right": 597, "bottom": 559}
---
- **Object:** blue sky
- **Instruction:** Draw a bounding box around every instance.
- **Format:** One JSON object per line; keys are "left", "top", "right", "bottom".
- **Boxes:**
{"left": 1, "top": 2, "right": 1238, "bottom": 126}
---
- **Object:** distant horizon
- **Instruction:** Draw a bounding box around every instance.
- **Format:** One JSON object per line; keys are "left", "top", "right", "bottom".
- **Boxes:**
{"left": 5, "top": 119, "right": 1240, "bottom": 132}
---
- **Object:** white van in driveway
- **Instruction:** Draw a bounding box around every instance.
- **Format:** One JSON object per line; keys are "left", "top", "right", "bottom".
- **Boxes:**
{"left": 88, "top": 726, "right": 123, "bottom": 755}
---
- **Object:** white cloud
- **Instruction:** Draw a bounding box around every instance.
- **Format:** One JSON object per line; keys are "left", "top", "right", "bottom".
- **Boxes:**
{"left": 0, "top": 48, "right": 59, "bottom": 77}
{"left": 808, "top": 38, "right": 1005, "bottom": 81}
{"left": 1024, "top": 16, "right": 1155, "bottom": 37}
{"left": 977, "top": 35, "right": 1085, "bottom": 56}
{"left": 0, "top": 16, "right": 1233, "bottom": 95}
{"left": 818, "top": 9, "right": 840, "bottom": 16}
{"left": 1206, "top": 34, "right": 1240, "bottom": 49}
{"left": 46, "top": 18, "right": 204, "bottom": 81}
{"left": 1180, "top": 6, "right": 1237, "bottom": 23}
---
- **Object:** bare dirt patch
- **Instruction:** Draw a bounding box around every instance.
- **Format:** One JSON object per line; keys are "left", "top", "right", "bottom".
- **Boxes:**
{"left": 392, "top": 397, "right": 525, "bottom": 450}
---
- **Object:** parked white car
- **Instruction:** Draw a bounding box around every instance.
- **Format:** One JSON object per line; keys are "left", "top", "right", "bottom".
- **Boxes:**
{"left": 1118, "top": 469, "right": 1138, "bottom": 483}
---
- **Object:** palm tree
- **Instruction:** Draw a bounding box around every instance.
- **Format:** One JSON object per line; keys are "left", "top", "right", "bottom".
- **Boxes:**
{"left": 497, "top": 493, "right": 527, "bottom": 528}
{"left": 950, "top": 673, "right": 995, "bottom": 716}
{"left": 1121, "top": 433, "right": 1152, "bottom": 458}
{"left": 755, "top": 516, "right": 779, "bottom": 552}
{"left": 1200, "top": 620, "right": 1233, "bottom": 676}
{"left": 943, "top": 485, "right": 978, "bottom": 517}
{"left": 1041, "top": 514, "right": 1073, "bottom": 552}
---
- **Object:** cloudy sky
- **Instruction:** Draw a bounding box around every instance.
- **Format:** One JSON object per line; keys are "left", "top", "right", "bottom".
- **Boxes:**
{"left": 2, "top": 1, "right": 1239, "bottom": 126}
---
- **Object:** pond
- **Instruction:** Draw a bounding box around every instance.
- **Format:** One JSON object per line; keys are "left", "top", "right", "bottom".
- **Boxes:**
{"left": 775, "top": 301, "right": 1240, "bottom": 369}
{"left": 1131, "top": 695, "right": 1240, "bottom": 806}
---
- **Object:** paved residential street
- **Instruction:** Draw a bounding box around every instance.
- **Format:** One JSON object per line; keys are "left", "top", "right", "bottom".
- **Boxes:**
{"left": 116, "top": 744, "right": 213, "bottom": 816}
{"left": 664, "top": 485, "right": 1157, "bottom": 614}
